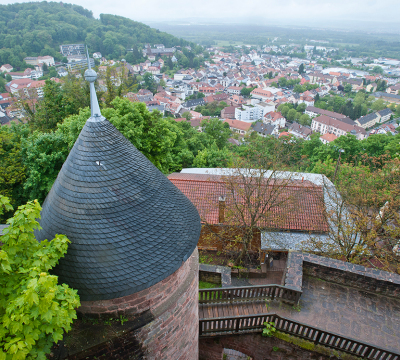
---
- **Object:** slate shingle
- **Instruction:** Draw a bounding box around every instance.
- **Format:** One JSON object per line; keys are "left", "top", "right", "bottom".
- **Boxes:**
{"left": 35, "top": 119, "right": 201, "bottom": 301}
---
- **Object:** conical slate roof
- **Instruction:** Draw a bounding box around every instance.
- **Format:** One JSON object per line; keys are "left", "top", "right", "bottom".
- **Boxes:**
{"left": 35, "top": 55, "right": 201, "bottom": 302}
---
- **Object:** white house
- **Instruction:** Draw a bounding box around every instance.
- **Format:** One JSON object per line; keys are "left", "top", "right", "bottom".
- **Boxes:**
{"left": 235, "top": 105, "right": 263, "bottom": 122}
{"left": 37, "top": 56, "right": 55, "bottom": 67}
{"left": 0, "top": 64, "right": 13, "bottom": 72}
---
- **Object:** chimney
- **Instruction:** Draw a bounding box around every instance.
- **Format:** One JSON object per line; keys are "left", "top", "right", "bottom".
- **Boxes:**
{"left": 218, "top": 196, "right": 226, "bottom": 223}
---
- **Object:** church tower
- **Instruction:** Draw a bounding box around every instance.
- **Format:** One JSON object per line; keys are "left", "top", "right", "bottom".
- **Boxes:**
{"left": 36, "top": 51, "right": 201, "bottom": 359}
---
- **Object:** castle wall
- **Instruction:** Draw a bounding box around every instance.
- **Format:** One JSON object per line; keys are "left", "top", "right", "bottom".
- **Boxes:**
{"left": 75, "top": 248, "right": 199, "bottom": 360}
{"left": 199, "top": 334, "right": 336, "bottom": 360}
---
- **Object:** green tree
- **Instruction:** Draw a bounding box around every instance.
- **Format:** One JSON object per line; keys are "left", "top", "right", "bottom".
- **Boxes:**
{"left": 286, "top": 108, "right": 297, "bottom": 121}
{"left": 0, "top": 197, "right": 80, "bottom": 360}
{"left": 293, "top": 84, "right": 304, "bottom": 93}
{"left": 344, "top": 83, "right": 352, "bottom": 93}
{"left": 142, "top": 72, "right": 157, "bottom": 94}
{"left": 105, "top": 66, "right": 116, "bottom": 106}
{"left": 278, "top": 77, "right": 287, "bottom": 87}
{"left": 193, "top": 143, "right": 233, "bottom": 168}
{"left": 371, "top": 66, "right": 383, "bottom": 74}
{"left": 29, "top": 80, "right": 66, "bottom": 132}
{"left": 21, "top": 131, "right": 69, "bottom": 203}
{"left": 182, "top": 111, "right": 192, "bottom": 121}
{"left": 371, "top": 99, "right": 386, "bottom": 111}
{"left": 241, "top": 86, "right": 256, "bottom": 97}
{"left": 0, "top": 128, "right": 27, "bottom": 221}
{"left": 201, "top": 118, "right": 231, "bottom": 149}
{"left": 299, "top": 114, "right": 311, "bottom": 126}
{"left": 296, "top": 103, "right": 306, "bottom": 113}
{"left": 298, "top": 63, "right": 305, "bottom": 74}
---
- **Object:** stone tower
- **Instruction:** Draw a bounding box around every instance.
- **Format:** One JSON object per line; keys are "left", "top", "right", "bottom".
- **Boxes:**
{"left": 35, "top": 51, "right": 201, "bottom": 359}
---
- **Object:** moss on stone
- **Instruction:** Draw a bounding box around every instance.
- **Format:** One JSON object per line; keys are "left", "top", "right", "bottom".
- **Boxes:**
{"left": 273, "top": 332, "right": 363, "bottom": 360}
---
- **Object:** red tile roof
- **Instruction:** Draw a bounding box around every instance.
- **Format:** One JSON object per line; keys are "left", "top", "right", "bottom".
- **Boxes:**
{"left": 168, "top": 173, "right": 328, "bottom": 232}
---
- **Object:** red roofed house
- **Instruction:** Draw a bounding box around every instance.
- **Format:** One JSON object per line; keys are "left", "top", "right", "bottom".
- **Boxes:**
{"left": 199, "top": 87, "right": 216, "bottom": 95}
{"left": 312, "top": 115, "right": 367, "bottom": 140}
{"left": 250, "top": 88, "right": 274, "bottom": 101}
{"left": 223, "top": 119, "right": 252, "bottom": 135}
{"left": 279, "top": 132, "right": 292, "bottom": 139}
{"left": 320, "top": 132, "right": 338, "bottom": 144}
{"left": 264, "top": 111, "right": 286, "bottom": 128}
{"left": 167, "top": 170, "right": 328, "bottom": 255}
{"left": 221, "top": 106, "right": 240, "bottom": 119}
{"left": 0, "top": 64, "right": 13, "bottom": 73}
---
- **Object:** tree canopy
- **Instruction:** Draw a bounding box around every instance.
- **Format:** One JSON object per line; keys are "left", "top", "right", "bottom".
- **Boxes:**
{"left": 0, "top": 2, "right": 194, "bottom": 68}
{"left": 0, "top": 197, "right": 80, "bottom": 360}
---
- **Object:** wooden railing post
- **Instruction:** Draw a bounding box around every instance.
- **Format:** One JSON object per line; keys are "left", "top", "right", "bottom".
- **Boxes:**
{"left": 314, "top": 330, "right": 323, "bottom": 344}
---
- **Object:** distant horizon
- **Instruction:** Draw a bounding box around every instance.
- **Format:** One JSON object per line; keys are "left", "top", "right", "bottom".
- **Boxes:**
{"left": 1, "top": 0, "right": 400, "bottom": 34}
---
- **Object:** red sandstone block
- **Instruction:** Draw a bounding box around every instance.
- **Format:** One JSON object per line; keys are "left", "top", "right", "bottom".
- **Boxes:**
{"left": 127, "top": 297, "right": 147, "bottom": 307}
{"left": 90, "top": 306, "right": 107, "bottom": 313}
{"left": 77, "top": 306, "right": 91, "bottom": 313}
{"left": 160, "top": 316, "right": 174, "bottom": 329}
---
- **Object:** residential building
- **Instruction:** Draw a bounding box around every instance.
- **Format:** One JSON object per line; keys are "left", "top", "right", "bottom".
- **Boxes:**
{"left": 235, "top": 105, "right": 263, "bottom": 122}
{"left": 255, "top": 101, "right": 276, "bottom": 116}
{"left": 377, "top": 108, "right": 393, "bottom": 123}
{"left": 0, "top": 64, "right": 13, "bottom": 72}
{"left": 386, "top": 84, "right": 400, "bottom": 95}
{"left": 227, "top": 86, "right": 243, "bottom": 95}
{"left": 250, "top": 88, "right": 274, "bottom": 101}
{"left": 288, "top": 122, "right": 312, "bottom": 140}
{"left": 60, "top": 44, "right": 85, "bottom": 56}
{"left": 66, "top": 58, "right": 95, "bottom": 71}
{"left": 263, "top": 111, "right": 286, "bottom": 128}
{"left": 372, "top": 92, "right": 400, "bottom": 104}
{"left": 320, "top": 132, "right": 338, "bottom": 144}
{"left": 311, "top": 115, "right": 366, "bottom": 139}
{"left": 305, "top": 106, "right": 347, "bottom": 120}
{"left": 221, "top": 106, "right": 239, "bottom": 119}
{"left": 38, "top": 56, "right": 55, "bottom": 67}
{"left": 223, "top": 119, "right": 252, "bottom": 135}
{"left": 252, "top": 122, "right": 279, "bottom": 137}
{"left": 93, "top": 52, "right": 102, "bottom": 59}
{"left": 355, "top": 113, "right": 380, "bottom": 129}
{"left": 183, "top": 98, "right": 206, "bottom": 110}
{"left": 5, "top": 78, "right": 47, "bottom": 98}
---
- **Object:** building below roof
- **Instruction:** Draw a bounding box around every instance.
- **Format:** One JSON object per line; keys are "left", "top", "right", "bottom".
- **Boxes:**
{"left": 252, "top": 122, "right": 278, "bottom": 137}
{"left": 289, "top": 122, "right": 312, "bottom": 140}
{"left": 320, "top": 132, "right": 338, "bottom": 144}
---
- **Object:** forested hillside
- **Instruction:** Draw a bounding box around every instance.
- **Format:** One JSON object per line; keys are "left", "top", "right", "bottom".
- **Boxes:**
{"left": 0, "top": 2, "right": 192, "bottom": 69}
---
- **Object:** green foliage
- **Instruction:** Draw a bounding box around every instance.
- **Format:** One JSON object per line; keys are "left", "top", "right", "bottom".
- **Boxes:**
{"left": 0, "top": 2, "right": 194, "bottom": 67}
{"left": 193, "top": 144, "right": 233, "bottom": 168}
{"left": 201, "top": 118, "right": 231, "bottom": 149}
{"left": 314, "top": 92, "right": 386, "bottom": 120}
{"left": 0, "top": 198, "right": 80, "bottom": 360}
{"left": 194, "top": 101, "right": 225, "bottom": 117}
{"left": 21, "top": 131, "right": 69, "bottom": 204}
{"left": 199, "top": 281, "right": 219, "bottom": 289}
{"left": 0, "top": 128, "right": 27, "bottom": 221}
{"left": 262, "top": 321, "right": 276, "bottom": 337}
{"left": 240, "top": 86, "right": 256, "bottom": 97}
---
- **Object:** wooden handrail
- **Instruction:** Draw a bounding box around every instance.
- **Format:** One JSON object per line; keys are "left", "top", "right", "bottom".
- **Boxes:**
{"left": 199, "top": 313, "right": 400, "bottom": 359}
{"left": 199, "top": 284, "right": 302, "bottom": 305}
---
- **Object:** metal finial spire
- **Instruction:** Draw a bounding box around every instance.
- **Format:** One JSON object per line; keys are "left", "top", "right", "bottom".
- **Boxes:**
{"left": 84, "top": 45, "right": 104, "bottom": 122}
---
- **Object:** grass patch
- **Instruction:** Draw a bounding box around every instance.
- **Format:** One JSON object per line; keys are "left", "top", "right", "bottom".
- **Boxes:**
{"left": 199, "top": 280, "right": 220, "bottom": 289}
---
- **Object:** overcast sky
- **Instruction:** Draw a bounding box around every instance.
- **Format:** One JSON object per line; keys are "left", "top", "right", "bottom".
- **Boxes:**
{"left": 1, "top": 0, "right": 399, "bottom": 26}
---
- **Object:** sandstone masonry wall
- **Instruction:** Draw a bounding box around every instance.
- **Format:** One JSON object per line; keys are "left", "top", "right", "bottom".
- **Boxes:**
{"left": 67, "top": 248, "right": 199, "bottom": 360}
{"left": 199, "top": 334, "right": 335, "bottom": 360}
